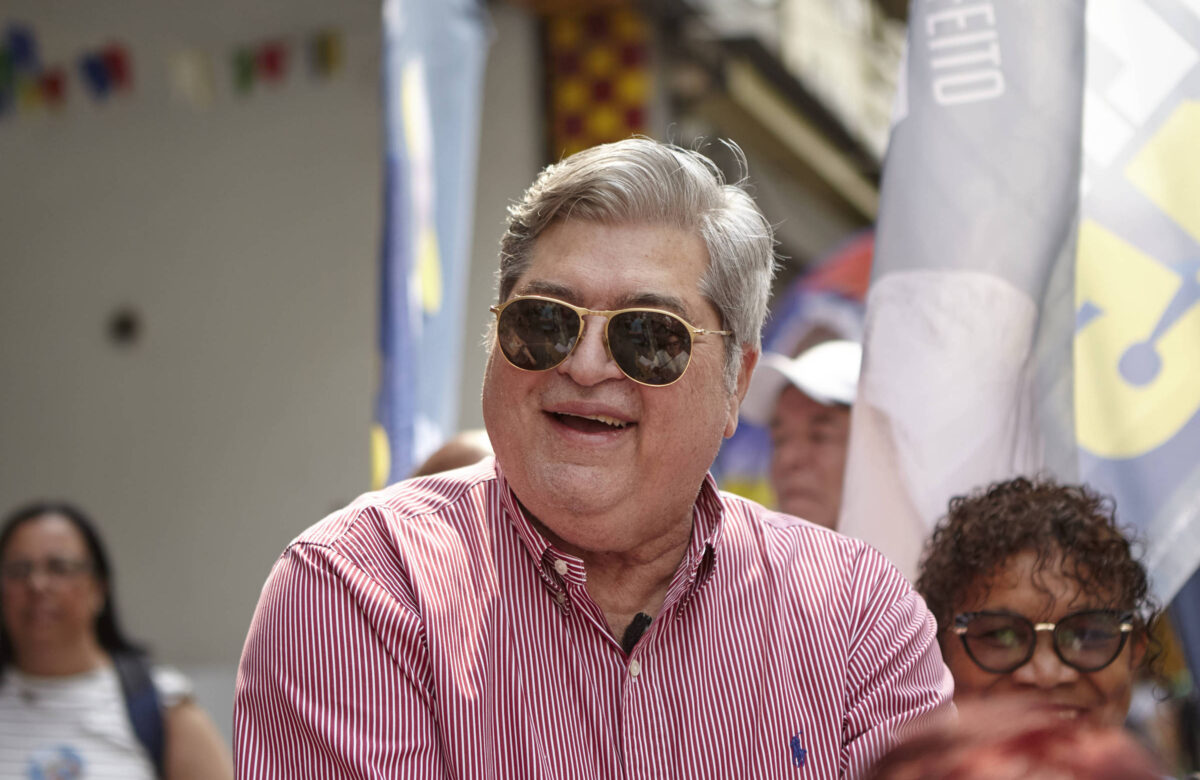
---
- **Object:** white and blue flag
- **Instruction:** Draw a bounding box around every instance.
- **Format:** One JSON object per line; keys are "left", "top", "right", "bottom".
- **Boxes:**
{"left": 372, "top": 0, "right": 490, "bottom": 487}
{"left": 840, "top": 0, "right": 1200, "bottom": 675}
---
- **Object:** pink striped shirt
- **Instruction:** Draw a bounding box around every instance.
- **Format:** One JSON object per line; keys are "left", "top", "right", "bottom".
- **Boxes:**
{"left": 235, "top": 458, "right": 952, "bottom": 778}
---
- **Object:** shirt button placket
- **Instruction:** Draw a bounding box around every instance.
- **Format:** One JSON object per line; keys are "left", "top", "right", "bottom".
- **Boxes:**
{"left": 622, "top": 655, "right": 647, "bottom": 779}
{"left": 549, "top": 559, "right": 571, "bottom": 613}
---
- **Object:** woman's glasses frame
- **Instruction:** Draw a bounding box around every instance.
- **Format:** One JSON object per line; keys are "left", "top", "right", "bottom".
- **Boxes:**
{"left": 490, "top": 294, "right": 731, "bottom": 387}
{"left": 1, "top": 557, "right": 94, "bottom": 584}
{"left": 952, "top": 608, "right": 1135, "bottom": 674}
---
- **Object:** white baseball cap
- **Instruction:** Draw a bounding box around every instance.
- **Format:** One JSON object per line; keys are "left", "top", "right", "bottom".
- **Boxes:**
{"left": 741, "top": 339, "right": 862, "bottom": 426}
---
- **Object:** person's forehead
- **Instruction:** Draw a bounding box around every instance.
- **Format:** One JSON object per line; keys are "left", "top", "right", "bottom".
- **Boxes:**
{"left": 516, "top": 278, "right": 692, "bottom": 316}
{"left": 963, "top": 550, "right": 1110, "bottom": 616}
{"left": 5, "top": 514, "right": 89, "bottom": 558}
{"left": 517, "top": 219, "right": 713, "bottom": 320}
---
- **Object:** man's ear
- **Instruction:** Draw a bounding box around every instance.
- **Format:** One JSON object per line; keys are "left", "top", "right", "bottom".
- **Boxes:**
{"left": 725, "top": 345, "right": 759, "bottom": 439}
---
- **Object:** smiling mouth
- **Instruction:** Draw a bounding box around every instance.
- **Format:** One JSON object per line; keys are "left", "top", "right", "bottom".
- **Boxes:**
{"left": 1033, "top": 703, "right": 1087, "bottom": 721}
{"left": 550, "top": 412, "right": 633, "bottom": 434}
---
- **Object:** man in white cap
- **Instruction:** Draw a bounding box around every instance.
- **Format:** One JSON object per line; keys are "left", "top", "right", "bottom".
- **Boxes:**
{"left": 741, "top": 339, "right": 862, "bottom": 529}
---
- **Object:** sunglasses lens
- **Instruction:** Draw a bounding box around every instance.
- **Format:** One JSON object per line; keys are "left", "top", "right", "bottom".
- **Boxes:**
{"left": 1055, "top": 612, "right": 1127, "bottom": 671}
{"left": 497, "top": 298, "right": 580, "bottom": 371}
{"left": 609, "top": 311, "right": 692, "bottom": 386}
{"left": 961, "top": 614, "right": 1034, "bottom": 672}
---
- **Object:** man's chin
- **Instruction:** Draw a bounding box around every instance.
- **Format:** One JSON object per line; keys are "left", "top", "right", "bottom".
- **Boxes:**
{"left": 520, "top": 465, "right": 629, "bottom": 517}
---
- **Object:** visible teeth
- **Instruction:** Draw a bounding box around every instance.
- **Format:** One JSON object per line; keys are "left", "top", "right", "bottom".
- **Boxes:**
{"left": 578, "top": 414, "right": 628, "bottom": 428}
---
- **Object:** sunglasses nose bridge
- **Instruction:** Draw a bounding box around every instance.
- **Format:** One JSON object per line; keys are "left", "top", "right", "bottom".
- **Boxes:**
{"left": 561, "top": 312, "right": 624, "bottom": 382}
{"left": 595, "top": 314, "right": 617, "bottom": 364}
{"left": 575, "top": 312, "right": 609, "bottom": 353}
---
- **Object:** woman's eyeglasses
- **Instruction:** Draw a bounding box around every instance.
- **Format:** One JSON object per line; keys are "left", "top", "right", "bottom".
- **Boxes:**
{"left": 490, "top": 295, "right": 731, "bottom": 387}
{"left": 1, "top": 557, "right": 93, "bottom": 583}
{"left": 953, "top": 609, "right": 1135, "bottom": 673}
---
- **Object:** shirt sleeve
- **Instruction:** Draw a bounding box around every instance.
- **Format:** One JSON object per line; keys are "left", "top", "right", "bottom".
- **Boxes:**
{"left": 234, "top": 540, "right": 446, "bottom": 779}
{"left": 840, "top": 545, "right": 954, "bottom": 779}
{"left": 150, "top": 665, "right": 194, "bottom": 708}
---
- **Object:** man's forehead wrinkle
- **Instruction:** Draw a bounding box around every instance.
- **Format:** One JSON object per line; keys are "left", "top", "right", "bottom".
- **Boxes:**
{"left": 621, "top": 291, "right": 692, "bottom": 319}
{"left": 516, "top": 279, "right": 575, "bottom": 299}
{"left": 512, "top": 279, "right": 696, "bottom": 321}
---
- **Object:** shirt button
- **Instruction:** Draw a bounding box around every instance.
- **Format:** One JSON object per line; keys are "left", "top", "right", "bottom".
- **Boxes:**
{"left": 629, "top": 660, "right": 641, "bottom": 679}
{"left": 553, "top": 559, "right": 569, "bottom": 576}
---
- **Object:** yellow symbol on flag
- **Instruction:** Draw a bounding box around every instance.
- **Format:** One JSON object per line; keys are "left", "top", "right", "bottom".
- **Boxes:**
{"left": 402, "top": 60, "right": 442, "bottom": 315}
{"left": 1076, "top": 101, "right": 1200, "bottom": 459}
{"left": 370, "top": 423, "right": 391, "bottom": 491}
{"left": 417, "top": 226, "right": 441, "bottom": 315}
{"left": 1126, "top": 101, "right": 1200, "bottom": 243}
{"left": 18, "top": 77, "right": 42, "bottom": 111}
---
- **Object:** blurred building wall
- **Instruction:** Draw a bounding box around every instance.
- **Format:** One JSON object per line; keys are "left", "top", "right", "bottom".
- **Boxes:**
{"left": 0, "top": 0, "right": 542, "bottom": 741}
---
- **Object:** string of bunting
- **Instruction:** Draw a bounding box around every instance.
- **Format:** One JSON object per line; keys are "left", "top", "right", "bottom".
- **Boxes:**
{"left": 231, "top": 29, "right": 342, "bottom": 94}
{"left": 0, "top": 20, "right": 345, "bottom": 120}
{"left": 1, "top": 23, "right": 67, "bottom": 114}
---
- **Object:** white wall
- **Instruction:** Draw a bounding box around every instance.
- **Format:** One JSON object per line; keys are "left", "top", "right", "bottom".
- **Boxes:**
{"left": 459, "top": 5, "right": 543, "bottom": 431}
{"left": 0, "top": 0, "right": 541, "bottom": 742}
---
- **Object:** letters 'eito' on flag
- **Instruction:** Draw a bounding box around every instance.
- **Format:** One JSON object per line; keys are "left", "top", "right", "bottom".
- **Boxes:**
{"left": 371, "top": 0, "right": 490, "bottom": 488}
{"left": 840, "top": 0, "right": 1200, "bottom": 644}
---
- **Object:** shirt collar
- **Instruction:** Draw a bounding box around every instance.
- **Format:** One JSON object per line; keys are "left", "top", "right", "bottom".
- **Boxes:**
{"left": 494, "top": 462, "right": 585, "bottom": 593}
{"left": 671, "top": 472, "right": 722, "bottom": 603}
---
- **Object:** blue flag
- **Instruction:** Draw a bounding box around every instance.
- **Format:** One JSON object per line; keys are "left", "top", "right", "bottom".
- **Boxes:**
{"left": 372, "top": 0, "right": 490, "bottom": 488}
{"left": 1075, "top": 0, "right": 1200, "bottom": 679}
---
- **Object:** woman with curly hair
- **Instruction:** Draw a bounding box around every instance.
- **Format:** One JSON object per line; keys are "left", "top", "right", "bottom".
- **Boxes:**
{"left": 916, "top": 476, "right": 1156, "bottom": 727}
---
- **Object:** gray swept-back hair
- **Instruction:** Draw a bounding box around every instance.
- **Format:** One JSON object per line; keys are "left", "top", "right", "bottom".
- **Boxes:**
{"left": 497, "top": 137, "right": 779, "bottom": 389}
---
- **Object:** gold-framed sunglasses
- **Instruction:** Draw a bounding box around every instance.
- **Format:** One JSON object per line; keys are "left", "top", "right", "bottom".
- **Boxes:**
{"left": 490, "top": 295, "right": 731, "bottom": 387}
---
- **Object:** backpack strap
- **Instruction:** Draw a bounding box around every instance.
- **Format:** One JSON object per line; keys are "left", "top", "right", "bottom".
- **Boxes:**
{"left": 112, "top": 652, "right": 165, "bottom": 778}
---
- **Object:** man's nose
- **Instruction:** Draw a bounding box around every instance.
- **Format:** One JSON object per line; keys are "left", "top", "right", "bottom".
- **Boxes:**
{"left": 558, "top": 316, "right": 625, "bottom": 386}
{"left": 1010, "top": 632, "right": 1080, "bottom": 688}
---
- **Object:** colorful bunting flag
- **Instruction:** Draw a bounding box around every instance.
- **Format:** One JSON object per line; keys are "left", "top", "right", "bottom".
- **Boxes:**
{"left": 78, "top": 43, "right": 132, "bottom": 100}
{"left": 308, "top": 29, "right": 343, "bottom": 78}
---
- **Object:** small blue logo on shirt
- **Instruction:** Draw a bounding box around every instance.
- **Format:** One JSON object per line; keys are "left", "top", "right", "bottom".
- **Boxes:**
{"left": 790, "top": 730, "right": 807, "bottom": 768}
{"left": 28, "top": 744, "right": 84, "bottom": 780}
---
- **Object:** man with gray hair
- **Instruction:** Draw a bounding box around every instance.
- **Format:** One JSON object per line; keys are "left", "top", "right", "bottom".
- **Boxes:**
{"left": 235, "top": 138, "right": 951, "bottom": 778}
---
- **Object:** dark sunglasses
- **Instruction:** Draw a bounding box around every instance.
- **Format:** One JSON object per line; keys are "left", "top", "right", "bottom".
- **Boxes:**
{"left": 953, "top": 609, "right": 1135, "bottom": 674}
{"left": 490, "top": 295, "right": 731, "bottom": 387}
